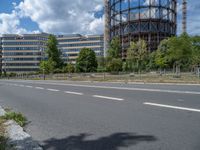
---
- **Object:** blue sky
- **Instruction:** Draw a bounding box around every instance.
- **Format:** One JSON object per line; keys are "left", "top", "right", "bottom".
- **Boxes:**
{"left": 0, "top": 0, "right": 199, "bottom": 35}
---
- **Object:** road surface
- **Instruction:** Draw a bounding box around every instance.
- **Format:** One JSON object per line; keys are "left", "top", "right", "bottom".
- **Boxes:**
{"left": 0, "top": 80, "right": 200, "bottom": 150}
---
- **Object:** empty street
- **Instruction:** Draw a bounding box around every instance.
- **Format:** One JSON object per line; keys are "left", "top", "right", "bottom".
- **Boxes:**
{"left": 0, "top": 80, "right": 200, "bottom": 150}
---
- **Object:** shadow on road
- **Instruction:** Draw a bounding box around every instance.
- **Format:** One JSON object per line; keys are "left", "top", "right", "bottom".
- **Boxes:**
{"left": 42, "top": 132, "right": 157, "bottom": 150}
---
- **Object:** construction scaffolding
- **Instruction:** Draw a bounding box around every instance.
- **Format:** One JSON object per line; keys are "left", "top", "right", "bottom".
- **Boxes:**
{"left": 182, "top": 0, "right": 187, "bottom": 33}
{"left": 108, "top": 0, "right": 177, "bottom": 59}
{"left": 104, "top": 0, "right": 110, "bottom": 57}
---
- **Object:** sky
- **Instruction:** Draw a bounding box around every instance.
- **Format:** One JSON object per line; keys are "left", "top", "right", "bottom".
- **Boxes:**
{"left": 0, "top": 0, "right": 199, "bottom": 36}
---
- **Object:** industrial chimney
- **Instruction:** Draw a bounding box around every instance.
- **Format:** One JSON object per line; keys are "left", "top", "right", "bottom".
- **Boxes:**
{"left": 182, "top": 0, "right": 187, "bottom": 33}
{"left": 104, "top": 0, "right": 110, "bottom": 57}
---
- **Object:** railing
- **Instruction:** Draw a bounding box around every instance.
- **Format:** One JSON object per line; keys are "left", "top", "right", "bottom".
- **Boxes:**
{"left": 1, "top": 71, "right": 200, "bottom": 84}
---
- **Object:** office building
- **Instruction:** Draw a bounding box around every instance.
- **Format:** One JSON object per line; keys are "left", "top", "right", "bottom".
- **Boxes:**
{"left": 57, "top": 34, "right": 104, "bottom": 64}
{"left": 0, "top": 33, "right": 104, "bottom": 73}
{"left": 1, "top": 33, "right": 48, "bottom": 73}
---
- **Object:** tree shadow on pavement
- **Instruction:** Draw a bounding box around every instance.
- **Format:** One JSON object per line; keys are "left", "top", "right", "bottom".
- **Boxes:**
{"left": 42, "top": 132, "right": 157, "bottom": 150}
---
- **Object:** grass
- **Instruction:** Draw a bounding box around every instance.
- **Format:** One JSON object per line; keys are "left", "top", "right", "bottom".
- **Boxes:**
{"left": 0, "top": 111, "right": 27, "bottom": 150}
{"left": 3, "top": 112, "right": 27, "bottom": 127}
{"left": 0, "top": 117, "right": 7, "bottom": 150}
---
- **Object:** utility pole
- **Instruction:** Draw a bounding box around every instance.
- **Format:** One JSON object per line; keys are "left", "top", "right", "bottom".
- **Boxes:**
{"left": 182, "top": 0, "right": 187, "bottom": 33}
{"left": 104, "top": 0, "right": 110, "bottom": 57}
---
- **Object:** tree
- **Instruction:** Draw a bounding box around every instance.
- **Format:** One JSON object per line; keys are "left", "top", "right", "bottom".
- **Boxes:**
{"left": 106, "top": 37, "right": 122, "bottom": 72}
{"left": 146, "top": 51, "right": 157, "bottom": 71}
{"left": 191, "top": 36, "right": 200, "bottom": 67}
{"left": 76, "top": 48, "right": 98, "bottom": 72}
{"left": 46, "top": 35, "right": 63, "bottom": 69}
{"left": 155, "top": 39, "right": 169, "bottom": 70}
{"left": 40, "top": 59, "right": 55, "bottom": 74}
{"left": 106, "top": 58, "right": 123, "bottom": 73}
{"left": 126, "top": 40, "right": 148, "bottom": 73}
{"left": 97, "top": 56, "right": 106, "bottom": 72}
{"left": 107, "top": 37, "right": 121, "bottom": 59}
{"left": 167, "top": 33, "right": 192, "bottom": 70}
{"left": 67, "top": 63, "right": 75, "bottom": 73}
{"left": 126, "top": 41, "right": 137, "bottom": 71}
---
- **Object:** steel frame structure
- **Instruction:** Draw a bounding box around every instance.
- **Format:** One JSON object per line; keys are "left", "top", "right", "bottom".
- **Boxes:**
{"left": 108, "top": 0, "right": 177, "bottom": 59}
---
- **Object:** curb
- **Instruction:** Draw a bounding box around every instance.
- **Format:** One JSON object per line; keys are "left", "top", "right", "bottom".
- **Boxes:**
{"left": 0, "top": 106, "right": 43, "bottom": 150}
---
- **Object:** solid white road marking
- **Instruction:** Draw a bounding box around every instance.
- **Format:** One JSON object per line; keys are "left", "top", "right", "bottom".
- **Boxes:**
{"left": 26, "top": 86, "right": 33, "bottom": 88}
{"left": 144, "top": 102, "right": 200, "bottom": 113}
{"left": 47, "top": 88, "right": 60, "bottom": 92}
{"left": 35, "top": 87, "right": 44, "bottom": 90}
{"left": 65, "top": 91, "right": 83, "bottom": 95}
{"left": 93, "top": 95, "right": 124, "bottom": 101}
{"left": 10, "top": 80, "right": 200, "bottom": 95}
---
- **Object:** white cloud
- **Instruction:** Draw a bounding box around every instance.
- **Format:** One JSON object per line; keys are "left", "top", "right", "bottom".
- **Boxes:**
{"left": 0, "top": 10, "right": 28, "bottom": 35}
{"left": 16, "top": 0, "right": 104, "bottom": 34}
{"left": 94, "top": 5, "right": 103, "bottom": 12}
{"left": 0, "top": 0, "right": 199, "bottom": 36}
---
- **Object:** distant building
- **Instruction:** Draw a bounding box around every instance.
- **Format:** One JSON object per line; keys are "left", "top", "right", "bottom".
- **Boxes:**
{"left": 0, "top": 33, "right": 104, "bottom": 73}
{"left": 0, "top": 37, "right": 2, "bottom": 73}
{"left": 1, "top": 33, "right": 49, "bottom": 73}
{"left": 57, "top": 34, "right": 104, "bottom": 64}
{"left": 106, "top": 0, "right": 177, "bottom": 59}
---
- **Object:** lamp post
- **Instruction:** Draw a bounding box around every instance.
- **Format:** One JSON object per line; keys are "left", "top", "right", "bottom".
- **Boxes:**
{"left": 4, "top": 58, "right": 8, "bottom": 78}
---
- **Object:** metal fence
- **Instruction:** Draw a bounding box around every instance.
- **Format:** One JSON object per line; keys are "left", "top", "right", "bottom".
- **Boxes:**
{"left": 2, "top": 71, "right": 200, "bottom": 84}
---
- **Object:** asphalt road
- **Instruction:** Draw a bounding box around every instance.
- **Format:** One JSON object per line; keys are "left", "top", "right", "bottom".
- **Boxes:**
{"left": 0, "top": 80, "right": 200, "bottom": 150}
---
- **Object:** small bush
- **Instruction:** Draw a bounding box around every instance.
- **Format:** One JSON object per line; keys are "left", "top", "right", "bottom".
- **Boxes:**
{"left": 3, "top": 112, "right": 27, "bottom": 127}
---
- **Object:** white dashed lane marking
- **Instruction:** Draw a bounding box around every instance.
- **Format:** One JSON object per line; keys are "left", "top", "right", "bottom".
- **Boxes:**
{"left": 26, "top": 86, "right": 33, "bottom": 88}
{"left": 144, "top": 102, "right": 200, "bottom": 113}
{"left": 65, "top": 91, "right": 83, "bottom": 95}
{"left": 35, "top": 87, "right": 44, "bottom": 90}
{"left": 93, "top": 95, "right": 124, "bottom": 101}
{"left": 47, "top": 88, "right": 60, "bottom": 92}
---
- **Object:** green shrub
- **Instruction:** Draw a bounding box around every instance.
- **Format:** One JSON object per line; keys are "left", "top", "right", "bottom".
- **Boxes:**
{"left": 0, "top": 117, "right": 7, "bottom": 150}
{"left": 3, "top": 112, "right": 27, "bottom": 127}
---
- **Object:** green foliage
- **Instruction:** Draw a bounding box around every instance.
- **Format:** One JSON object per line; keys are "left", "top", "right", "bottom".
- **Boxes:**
{"left": 0, "top": 117, "right": 7, "bottom": 150}
{"left": 107, "top": 37, "right": 121, "bottom": 58}
{"left": 167, "top": 33, "right": 192, "bottom": 67}
{"left": 8, "top": 73, "right": 17, "bottom": 77}
{"left": 66, "top": 63, "right": 75, "bottom": 73}
{"left": 76, "top": 48, "right": 98, "bottom": 72}
{"left": 97, "top": 56, "right": 106, "bottom": 68}
{"left": 146, "top": 51, "right": 157, "bottom": 71}
{"left": 97, "top": 56, "right": 106, "bottom": 72}
{"left": 126, "top": 40, "right": 148, "bottom": 72}
{"left": 3, "top": 112, "right": 27, "bottom": 127}
{"left": 105, "top": 37, "right": 123, "bottom": 72}
{"left": 122, "top": 62, "right": 129, "bottom": 72}
{"left": 155, "top": 39, "right": 169, "bottom": 69}
{"left": 46, "top": 35, "right": 63, "bottom": 69}
{"left": 40, "top": 59, "right": 56, "bottom": 74}
{"left": 53, "top": 68, "right": 63, "bottom": 74}
{"left": 0, "top": 135, "right": 7, "bottom": 150}
{"left": 191, "top": 36, "right": 200, "bottom": 66}
{"left": 106, "top": 58, "right": 123, "bottom": 72}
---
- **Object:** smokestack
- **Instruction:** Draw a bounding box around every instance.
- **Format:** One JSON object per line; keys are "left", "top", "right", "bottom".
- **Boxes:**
{"left": 104, "top": 0, "right": 110, "bottom": 57}
{"left": 182, "top": 0, "right": 187, "bottom": 33}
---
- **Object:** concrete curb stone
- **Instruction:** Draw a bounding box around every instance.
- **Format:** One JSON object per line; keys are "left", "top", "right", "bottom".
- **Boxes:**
{"left": 0, "top": 106, "right": 43, "bottom": 150}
